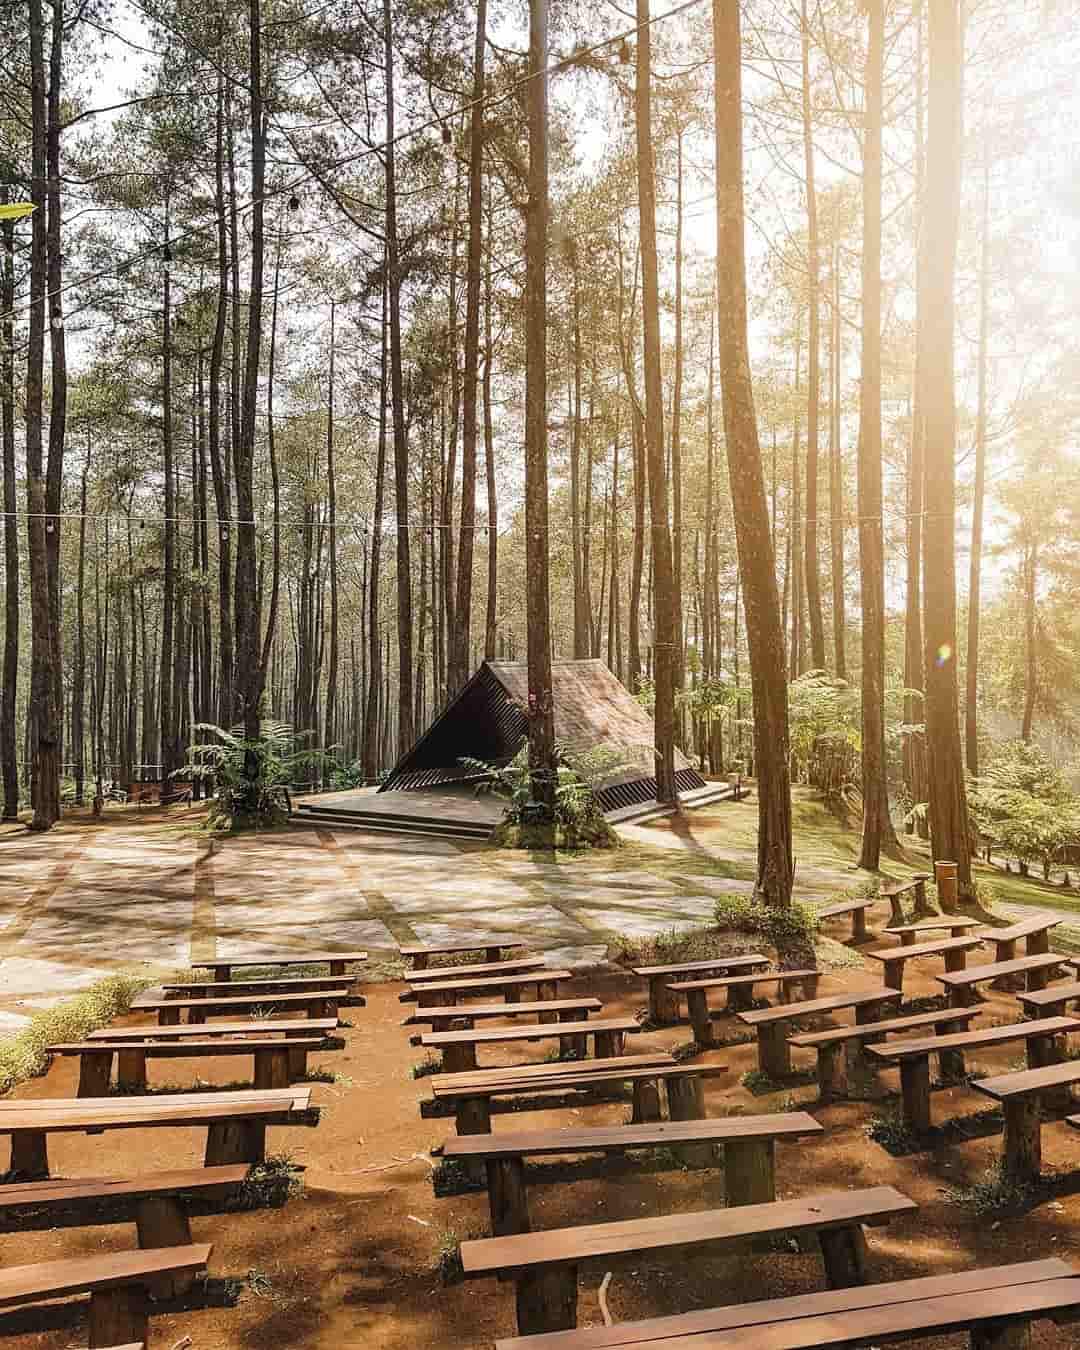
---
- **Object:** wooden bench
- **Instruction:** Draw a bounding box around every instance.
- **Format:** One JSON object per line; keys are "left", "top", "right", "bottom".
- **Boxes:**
{"left": 459, "top": 1185, "right": 917, "bottom": 1335}
{"left": 165, "top": 974, "right": 358, "bottom": 999}
{"left": 134, "top": 988, "right": 359, "bottom": 1025}
{"left": 880, "top": 873, "right": 933, "bottom": 924}
{"left": 490, "top": 1258, "right": 1080, "bottom": 1350}
{"left": 428, "top": 1055, "right": 726, "bottom": 1137}
{"left": 669, "top": 969, "right": 821, "bottom": 1044}
{"left": 0, "top": 1087, "right": 318, "bottom": 1179}
{"left": 816, "top": 898, "right": 875, "bottom": 943}
{"left": 883, "top": 916, "right": 981, "bottom": 945}
{"left": 0, "top": 1167, "right": 246, "bottom": 1294}
{"left": 631, "top": 955, "right": 769, "bottom": 1023}
{"left": 407, "top": 956, "right": 547, "bottom": 983}
{"left": 401, "top": 969, "right": 572, "bottom": 1008}
{"left": 868, "top": 1016, "right": 1080, "bottom": 1134}
{"left": 399, "top": 940, "right": 527, "bottom": 970}
{"left": 978, "top": 915, "right": 1061, "bottom": 964}
{"left": 442, "top": 1112, "right": 823, "bottom": 1233}
{"left": 404, "top": 998, "right": 603, "bottom": 1033}
{"left": 789, "top": 1007, "right": 980, "bottom": 1103}
{"left": 972, "top": 1059, "right": 1080, "bottom": 1182}
{"left": 191, "top": 950, "right": 368, "bottom": 981}
{"left": 0, "top": 1244, "right": 211, "bottom": 1347}
{"left": 864, "top": 935, "right": 984, "bottom": 994}
{"left": 49, "top": 1036, "right": 328, "bottom": 1095}
{"left": 1019, "top": 980, "right": 1080, "bottom": 1018}
{"left": 419, "top": 1017, "right": 641, "bottom": 1072}
{"left": 739, "top": 988, "right": 902, "bottom": 1078}
{"left": 937, "top": 952, "right": 1068, "bottom": 1007}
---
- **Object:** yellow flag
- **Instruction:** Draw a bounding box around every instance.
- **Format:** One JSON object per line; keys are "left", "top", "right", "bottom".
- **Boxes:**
{"left": 0, "top": 203, "right": 35, "bottom": 220}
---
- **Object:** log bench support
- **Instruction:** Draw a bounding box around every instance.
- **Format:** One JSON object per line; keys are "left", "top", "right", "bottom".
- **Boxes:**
{"left": 8, "top": 1128, "right": 49, "bottom": 1180}
{"left": 253, "top": 1046, "right": 292, "bottom": 1090}
{"left": 817, "top": 1042, "right": 848, "bottom": 1103}
{"left": 686, "top": 989, "right": 714, "bottom": 1046}
{"left": 818, "top": 1224, "right": 868, "bottom": 1289}
{"left": 666, "top": 1075, "right": 710, "bottom": 1166}
{"left": 135, "top": 1196, "right": 197, "bottom": 1296}
{"left": 972, "top": 1326, "right": 1032, "bottom": 1350}
{"left": 631, "top": 1077, "right": 663, "bottom": 1124}
{"left": 557, "top": 1010, "right": 588, "bottom": 1058}
{"left": 900, "top": 1056, "right": 932, "bottom": 1135}
{"left": 756, "top": 1021, "right": 792, "bottom": 1079}
{"left": 117, "top": 1047, "right": 148, "bottom": 1090}
{"left": 487, "top": 1157, "right": 531, "bottom": 1236}
{"left": 594, "top": 1029, "right": 625, "bottom": 1058}
{"left": 455, "top": 1096, "right": 492, "bottom": 1184}
{"left": 516, "top": 1265, "right": 578, "bottom": 1337}
{"left": 89, "top": 1283, "right": 148, "bottom": 1348}
{"left": 1002, "top": 1097, "right": 1042, "bottom": 1184}
{"left": 204, "top": 1119, "right": 267, "bottom": 1167}
{"left": 724, "top": 1138, "right": 775, "bottom": 1206}
{"left": 648, "top": 975, "right": 681, "bottom": 1024}
{"left": 77, "top": 1050, "right": 114, "bottom": 1098}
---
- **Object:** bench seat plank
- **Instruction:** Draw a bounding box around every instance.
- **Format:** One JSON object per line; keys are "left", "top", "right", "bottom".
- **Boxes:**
{"left": 738, "top": 988, "right": 898, "bottom": 1025}
{"left": 0, "top": 1165, "right": 250, "bottom": 1208}
{"left": 87, "top": 1019, "right": 338, "bottom": 1041}
{"left": 982, "top": 916, "right": 1061, "bottom": 942}
{"left": 788, "top": 1007, "right": 978, "bottom": 1049}
{"left": 867, "top": 1016, "right": 1080, "bottom": 1063}
{"left": 161, "top": 976, "right": 353, "bottom": 995}
{"left": 404, "top": 999, "right": 601, "bottom": 1027}
{"left": 421, "top": 1017, "right": 637, "bottom": 1048}
{"left": 398, "top": 940, "right": 526, "bottom": 959}
{"left": 407, "top": 957, "right": 546, "bottom": 982}
{"left": 937, "top": 953, "right": 1066, "bottom": 996}
{"left": 191, "top": 951, "right": 367, "bottom": 970}
{"left": 431, "top": 1063, "right": 725, "bottom": 1101}
{"left": 632, "top": 955, "right": 768, "bottom": 978}
{"left": 49, "top": 1038, "right": 326, "bottom": 1057}
{"left": 670, "top": 969, "right": 817, "bottom": 993}
{"left": 134, "top": 990, "right": 358, "bottom": 1019}
{"left": 1019, "top": 980, "right": 1080, "bottom": 1013}
{"left": 884, "top": 917, "right": 980, "bottom": 937}
{"left": 865, "top": 935, "right": 982, "bottom": 963}
{"left": 431, "top": 1054, "right": 675, "bottom": 1093}
{"left": 972, "top": 1058, "right": 1080, "bottom": 1100}
{"left": 0, "top": 1087, "right": 313, "bottom": 1133}
{"left": 491, "top": 1258, "right": 1079, "bottom": 1350}
{"left": 0, "top": 1243, "right": 212, "bottom": 1308}
{"left": 460, "top": 1186, "right": 916, "bottom": 1276}
{"left": 816, "top": 900, "right": 872, "bottom": 919}
{"left": 443, "top": 1113, "right": 822, "bottom": 1160}
{"left": 402, "top": 969, "right": 572, "bottom": 1005}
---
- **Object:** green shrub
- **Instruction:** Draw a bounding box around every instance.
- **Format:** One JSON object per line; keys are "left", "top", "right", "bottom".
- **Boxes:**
{"left": 0, "top": 973, "right": 152, "bottom": 1096}
{"left": 945, "top": 1162, "right": 1036, "bottom": 1214}
{"left": 713, "top": 893, "right": 819, "bottom": 958}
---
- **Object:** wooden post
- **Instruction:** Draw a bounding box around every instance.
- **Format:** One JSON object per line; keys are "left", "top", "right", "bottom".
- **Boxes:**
{"left": 819, "top": 1224, "right": 868, "bottom": 1288}
{"left": 944, "top": 947, "right": 968, "bottom": 974}
{"left": 485, "top": 946, "right": 503, "bottom": 963}
{"left": 649, "top": 975, "right": 680, "bottom": 1024}
{"left": 412, "top": 953, "right": 430, "bottom": 971}
{"left": 882, "top": 957, "right": 905, "bottom": 995}
{"left": 938, "top": 1043, "right": 966, "bottom": 1082}
{"left": 666, "top": 1074, "right": 711, "bottom": 1163}
{"left": 852, "top": 906, "right": 868, "bottom": 943}
{"left": 456, "top": 1095, "right": 491, "bottom": 1183}
{"left": 1001, "top": 1097, "right": 1041, "bottom": 1184}
{"left": 562, "top": 1032, "right": 587, "bottom": 1058}
{"left": 686, "top": 989, "right": 713, "bottom": 1046}
{"left": 1027, "top": 965, "right": 1054, "bottom": 994}
{"left": 287, "top": 1046, "right": 309, "bottom": 1080}
{"left": 117, "top": 1048, "right": 148, "bottom": 1091}
{"left": 254, "top": 1046, "right": 291, "bottom": 1089}
{"left": 329, "top": 959, "right": 347, "bottom": 976}
{"left": 899, "top": 930, "right": 916, "bottom": 947}
{"left": 213, "top": 963, "right": 231, "bottom": 982}
{"left": 594, "top": 1029, "right": 624, "bottom": 1058}
{"left": 205, "top": 1119, "right": 266, "bottom": 1166}
{"left": 885, "top": 891, "right": 905, "bottom": 926}
{"left": 504, "top": 986, "right": 522, "bottom": 1004}
{"left": 487, "top": 1156, "right": 531, "bottom": 1235}
{"left": 77, "top": 1050, "right": 113, "bottom": 1098}
{"left": 757, "top": 1021, "right": 791, "bottom": 1078}
{"left": 971, "top": 1320, "right": 1033, "bottom": 1350}
{"left": 88, "top": 1284, "right": 148, "bottom": 1348}
{"left": 631, "top": 1077, "right": 662, "bottom": 1123}
{"left": 135, "top": 1196, "right": 196, "bottom": 1295}
{"left": 187, "top": 1004, "right": 206, "bottom": 1025}
{"left": 817, "top": 1043, "right": 847, "bottom": 1103}
{"left": 418, "top": 988, "right": 442, "bottom": 1008}
{"left": 536, "top": 980, "right": 559, "bottom": 1023}
{"left": 899, "top": 1055, "right": 932, "bottom": 1134}
{"left": 443, "top": 1042, "right": 478, "bottom": 1074}
{"left": 159, "top": 1006, "right": 181, "bottom": 1027}
{"left": 309, "top": 997, "right": 336, "bottom": 1017}
{"left": 724, "top": 1138, "right": 775, "bottom": 1204}
{"left": 9, "top": 1129, "right": 49, "bottom": 1179}
{"left": 990, "top": 939, "right": 1017, "bottom": 990}
{"left": 727, "top": 980, "right": 753, "bottom": 1012}
{"left": 1027, "top": 929, "right": 1050, "bottom": 956}
{"left": 515, "top": 1265, "right": 578, "bottom": 1335}
{"left": 935, "top": 859, "right": 959, "bottom": 914}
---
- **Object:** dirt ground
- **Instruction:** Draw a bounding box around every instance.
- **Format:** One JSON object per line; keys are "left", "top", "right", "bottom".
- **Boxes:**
{"left": 5, "top": 958, "right": 1080, "bottom": 1349}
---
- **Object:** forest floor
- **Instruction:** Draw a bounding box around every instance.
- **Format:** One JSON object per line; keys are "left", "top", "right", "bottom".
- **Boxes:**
{"left": 1, "top": 793, "right": 1080, "bottom": 1344}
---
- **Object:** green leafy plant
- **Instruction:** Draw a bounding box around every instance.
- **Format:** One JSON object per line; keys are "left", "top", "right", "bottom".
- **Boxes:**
{"left": 713, "top": 893, "right": 819, "bottom": 960}
{"left": 945, "top": 1162, "right": 1036, "bottom": 1214}
{"left": 178, "top": 719, "right": 333, "bottom": 831}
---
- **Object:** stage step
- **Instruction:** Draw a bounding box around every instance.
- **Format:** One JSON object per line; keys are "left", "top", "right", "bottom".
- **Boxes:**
{"left": 292, "top": 803, "right": 493, "bottom": 842}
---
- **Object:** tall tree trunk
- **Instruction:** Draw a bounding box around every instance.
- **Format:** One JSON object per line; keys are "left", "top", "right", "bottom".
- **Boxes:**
{"left": 923, "top": 0, "right": 971, "bottom": 893}
{"left": 449, "top": 0, "right": 488, "bottom": 696}
{"left": 801, "top": 0, "right": 826, "bottom": 670}
{"left": 829, "top": 243, "right": 847, "bottom": 679}
{"left": 713, "top": 0, "right": 794, "bottom": 906}
{"left": 209, "top": 72, "right": 234, "bottom": 726}
{"left": 73, "top": 463, "right": 88, "bottom": 804}
{"left": 965, "top": 144, "right": 990, "bottom": 774}
{"left": 1020, "top": 540, "right": 1038, "bottom": 743}
{"left": 525, "top": 0, "right": 557, "bottom": 823}
{"left": 160, "top": 203, "right": 176, "bottom": 783}
{"left": 363, "top": 269, "right": 389, "bottom": 780}
{"left": 0, "top": 206, "right": 18, "bottom": 819}
{"left": 789, "top": 328, "right": 803, "bottom": 680}
{"left": 671, "top": 127, "right": 686, "bottom": 743}
{"left": 857, "top": 0, "right": 899, "bottom": 869}
{"left": 324, "top": 301, "right": 339, "bottom": 752}
{"left": 260, "top": 227, "right": 283, "bottom": 690}
{"left": 483, "top": 197, "right": 499, "bottom": 662}
{"left": 569, "top": 249, "right": 589, "bottom": 659}
{"left": 383, "top": 0, "right": 414, "bottom": 751}
{"left": 635, "top": 0, "right": 677, "bottom": 804}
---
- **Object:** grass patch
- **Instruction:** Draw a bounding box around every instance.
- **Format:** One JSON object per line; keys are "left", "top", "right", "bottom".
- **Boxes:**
{"left": 432, "top": 1229, "right": 468, "bottom": 1285}
{"left": 432, "top": 1159, "right": 485, "bottom": 1198}
{"left": 946, "top": 1162, "right": 1037, "bottom": 1215}
{"left": 234, "top": 1154, "right": 304, "bottom": 1209}
{"left": 410, "top": 1054, "right": 442, "bottom": 1079}
{"left": 865, "top": 1108, "right": 924, "bottom": 1155}
{"left": 0, "top": 972, "right": 153, "bottom": 1096}
{"left": 740, "top": 1067, "right": 816, "bottom": 1095}
{"left": 610, "top": 925, "right": 765, "bottom": 970}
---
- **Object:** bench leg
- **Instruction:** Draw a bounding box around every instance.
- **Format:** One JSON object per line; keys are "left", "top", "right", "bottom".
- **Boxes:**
{"left": 9, "top": 1129, "right": 48, "bottom": 1179}
{"left": 135, "top": 1196, "right": 196, "bottom": 1296}
{"left": 944, "top": 948, "right": 968, "bottom": 974}
{"left": 1028, "top": 1034, "right": 1071, "bottom": 1110}
{"left": 412, "top": 954, "right": 430, "bottom": 970}
{"left": 89, "top": 1284, "right": 148, "bottom": 1348}
{"left": 1027, "top": 966, "right": 1052, "bottom": 994}
{"left": 536, "top": 981, "right": 559, "bottom": 1022}
{"left": 1001, "top": 1098, "right": 1041, "bottom": 1184}
{"left": 562, "top": 1033, "right": 587, "bottom": 1058}
{"left": 78, "top": 1050, "right": 114, "bottom": 1098}
{"left": 899, "top": 932, "right": 916, "bottom": 948}
{"left": 254, "top": 1046, "right": 291, "bottom": 1089}
{"left": 971, "top": 1321, "right": 1033, "bottom": 1350}
{"left": 724, "top": 1138, "right": 775, "bottom": 1205}
{"left": 329, "top": 960, "right": 347, "bottom": 977}
{"left": 887, "top": 896, "right": 906, "bottom": 926}
{"left": 882, "top": 958, "right": 905, "bottom": 995}
{"left": 594, "top": 1030, "right": 625, "bottom": 1058}
{"left": 1027, "top": 930, "right": 1050, "bottom": 957}
{"left": 684, "top": 989, "right": 713, "bottom": 1046}
{"left": 899, "top": 1055, "right": 932, "bottom": 1134}
{"left": 726, "top": 982, "right": 753, "bottom": 1012}
{"left": 990, "top": 940, "right": 1018, "bottom": 990}
{"left": 213, "top": 964, "right": 231, "bottom": 982}
{"left": 504, "top": 986, "right": 521, "bottom": 1004}
{"left": 187, "top": 1004, "right": 206, "bottom": 1025}
{"left": 818, "top": 1224, "right": 868, "bottom": 1289}
{"left": 455, "top": 1095, "right": 491, "bottom": 1184}
{"left": 485, "top": 947, "right": 502, "bottom": 964}
{"left": 649, "top": 975, "right": 680, "bottom": 1024}
{"left": 309, "top": 998, "right": 336, "bottom": 1018}
{"left": 757, "top": 1022, "right": 791, "bottom": 1079}
{"left": 851, "top": 909, "right": 868, "bottom": 943}
{"left": 159, "top": 1006, "right": 181, "bottom": 1027}
{"left": 817, "top": 1043, "right": 848, "bottom": 1103}
{"left": 287, "top": 1046, "right": 309, "bottom": 1080}
{"left": 631, "top": 1077, "right": 662, "bottom": 1124}
{"left": 444, "top": 1042, "right": 478, "bottom": 1073}
{"left": 117, "top": 1048, "right": 148, "bottom": 1091}
{"left": 800, "top": 973, "right": 821, "bottom": 1000}
{"left": 938, "top": 1046, "right": 967, "bottom": 1082}
{"left": 417, "top": 988, "right": 442, "bottom": 1009}
{"left": 913, "top": 880, "right": 933, "bottom": 918}
{"left": 667, "top": 1074, "right": 712, "bottom": 1164}
{"left": 487, "top": 1157, "right": 531, "bottom": 1235}
{"left": 205, "top": 1120, "right": 266, "bottom": 1167}
{"left": 515, "top": 1265, "right": 578, "bottom": 1336}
